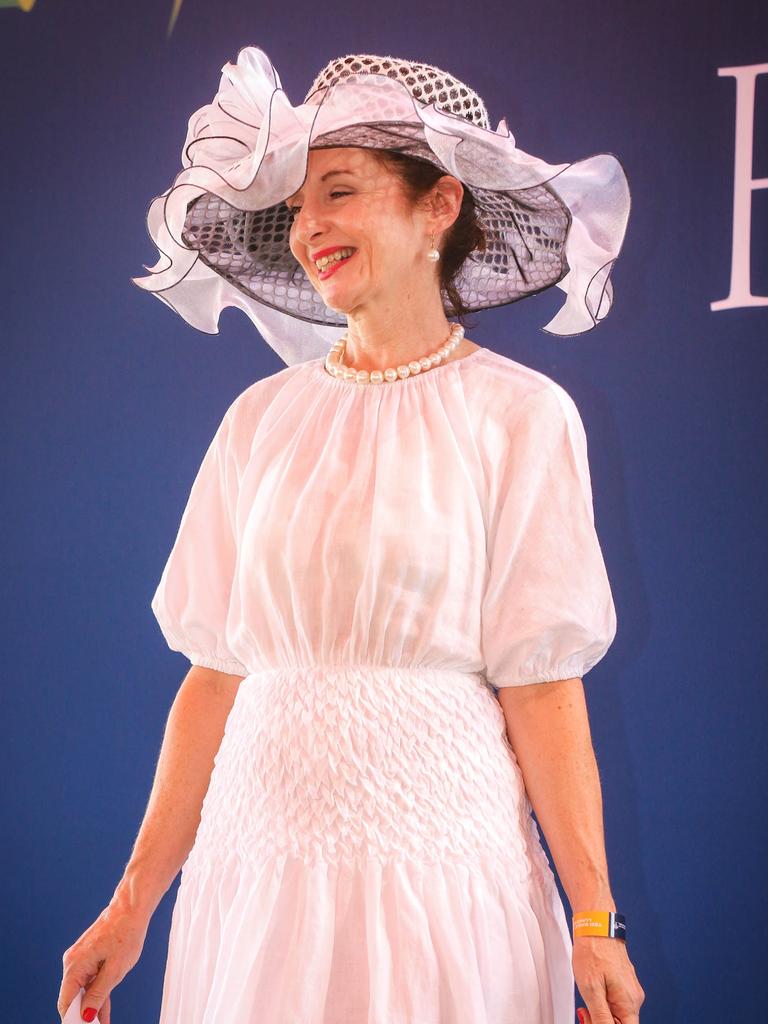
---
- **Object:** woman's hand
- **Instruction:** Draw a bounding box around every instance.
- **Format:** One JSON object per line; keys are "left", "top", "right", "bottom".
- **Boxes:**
{"left": 573, "top": 936, "right": 645, "bottom": 1024}
{"left": 58, "top": 895, "right": 150, "bottom": 1024}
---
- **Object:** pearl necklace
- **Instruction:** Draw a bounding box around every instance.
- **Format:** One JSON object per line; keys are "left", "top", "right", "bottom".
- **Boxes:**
{"left": 324, "top": 323, "right": 466, "bottom": 385}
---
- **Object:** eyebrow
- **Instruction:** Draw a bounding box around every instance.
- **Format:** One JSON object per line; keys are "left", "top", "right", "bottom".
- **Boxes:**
{"left": 287, "top": 169, "right": 355, "bottom": 203}
{"left": 320, "top": 169, "right": 354, "bottom": 181}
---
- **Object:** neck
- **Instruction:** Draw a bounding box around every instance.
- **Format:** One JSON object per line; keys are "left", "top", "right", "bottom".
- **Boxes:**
{"left": 341, "top": 294, "right": 459, "bottom": 372}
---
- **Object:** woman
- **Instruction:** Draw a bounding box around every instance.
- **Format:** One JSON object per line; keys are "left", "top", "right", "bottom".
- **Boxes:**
{"left": 59, "top": 48, "right": 643, "bottom": 1024}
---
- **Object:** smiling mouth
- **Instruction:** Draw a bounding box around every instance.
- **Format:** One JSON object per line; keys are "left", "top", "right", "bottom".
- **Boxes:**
{"left": 315, "top": 250, "right": 357, "bottom": 279}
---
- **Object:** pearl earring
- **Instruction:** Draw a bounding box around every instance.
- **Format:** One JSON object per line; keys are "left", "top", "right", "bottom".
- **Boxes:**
{"left": 426, "top": 232, "right": 440, "bottom": 262}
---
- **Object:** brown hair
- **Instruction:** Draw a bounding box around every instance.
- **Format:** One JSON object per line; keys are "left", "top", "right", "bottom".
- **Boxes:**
{"left": 368, "top": 149, "right": 487, "bottom": 326}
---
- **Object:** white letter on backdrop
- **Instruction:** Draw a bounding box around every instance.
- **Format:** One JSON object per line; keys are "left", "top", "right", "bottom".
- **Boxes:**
{"left": 711, "top": 62, "right": 768, "bottom": 312}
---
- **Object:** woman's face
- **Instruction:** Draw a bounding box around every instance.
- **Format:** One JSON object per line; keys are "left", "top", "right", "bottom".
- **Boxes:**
{"left": 286, "top": 147, "right": 435, "bottom": 316}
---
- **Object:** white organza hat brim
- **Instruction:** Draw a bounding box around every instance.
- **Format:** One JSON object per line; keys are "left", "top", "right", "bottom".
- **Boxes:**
{"left": 131, "top": 46, "right": 631, "bottom": 365}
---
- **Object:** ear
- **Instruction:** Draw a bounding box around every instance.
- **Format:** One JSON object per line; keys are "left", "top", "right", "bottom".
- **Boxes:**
{"left": 428, "top": 174, "right": 464, "bottom": 233}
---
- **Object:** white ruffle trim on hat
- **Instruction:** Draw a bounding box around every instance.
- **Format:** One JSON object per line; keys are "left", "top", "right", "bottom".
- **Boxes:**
{"left": 131, "top": 46, "right": 631, "bottom": 363}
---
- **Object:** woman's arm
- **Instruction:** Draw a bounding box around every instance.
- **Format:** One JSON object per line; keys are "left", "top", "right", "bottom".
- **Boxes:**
{"left": 497, "top": 676, "right": 612, "bottom": 910}
{"left": 497, "top": 677, "right": 644, "bottom": 1024}
{"left": 112, "top": 664, "right": 244, "bottom": 919}
{"left": 59, "top": 665, "right": 244, "bottom": 1022}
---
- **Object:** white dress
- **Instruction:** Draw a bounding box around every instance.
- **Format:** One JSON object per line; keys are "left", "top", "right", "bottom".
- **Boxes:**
{"left": 151, "top": 345, "right": 617, "bottom": 1024}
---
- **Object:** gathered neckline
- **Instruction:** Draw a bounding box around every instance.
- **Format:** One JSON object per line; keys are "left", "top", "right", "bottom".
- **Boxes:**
{"left": 311, "top": 347, "right": 488, "bottom": 390}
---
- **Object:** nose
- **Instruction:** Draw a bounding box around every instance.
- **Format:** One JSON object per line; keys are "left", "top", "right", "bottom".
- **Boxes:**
{"left": 291, "top": 197, "right": 331, "bottom": 248}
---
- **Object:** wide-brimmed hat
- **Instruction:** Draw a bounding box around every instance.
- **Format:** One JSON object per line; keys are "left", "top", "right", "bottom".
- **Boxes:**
{"left": 131, "top": 46, "right": 631, "bottom": 366}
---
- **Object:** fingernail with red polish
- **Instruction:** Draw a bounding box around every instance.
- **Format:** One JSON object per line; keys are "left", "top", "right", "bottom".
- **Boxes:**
{"left": 576, "top": 1010, "right": 585, "bottom": 1024}
{"left": 82, "top": 1008, "right": 96, "bottom": 1023}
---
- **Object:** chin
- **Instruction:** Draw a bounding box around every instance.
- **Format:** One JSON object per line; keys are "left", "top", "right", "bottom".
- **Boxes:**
{"left": 322, "top": 298, "right": 354, "bottom": 316}
{"left": 317, "top": 286, "right": 361, "bottom": 315}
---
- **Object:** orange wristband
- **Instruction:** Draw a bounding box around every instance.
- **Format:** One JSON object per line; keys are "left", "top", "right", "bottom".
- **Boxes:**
{"left": 572, "top": 910, "right": 626, "bottom": 940}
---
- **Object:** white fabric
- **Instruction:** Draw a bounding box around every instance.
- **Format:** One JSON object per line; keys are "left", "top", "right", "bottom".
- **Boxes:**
{"left": 151, "top": 346, "right": 617, "bottom": 1023}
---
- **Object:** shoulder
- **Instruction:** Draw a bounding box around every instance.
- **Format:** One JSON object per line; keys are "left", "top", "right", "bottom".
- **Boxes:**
{"left": 221, "top": 360, "right": 311, "bottom": 429}
{"left": 204, "top": 361, "right": 311, "bottom": 464}
{"left": 468, "top": 348, "right": 583, "bottom": 436}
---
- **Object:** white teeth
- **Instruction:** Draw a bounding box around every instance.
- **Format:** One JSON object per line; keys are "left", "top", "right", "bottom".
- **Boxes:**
{"left": 315, "top": 247, "right": 355, "bottom": 271}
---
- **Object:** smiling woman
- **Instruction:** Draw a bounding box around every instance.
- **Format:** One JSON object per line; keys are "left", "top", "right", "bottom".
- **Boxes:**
{"left": 278, "top": 144, "right": 482, "bottom": 370}
{"left": 60, "top": 43, "right": 645, "bottom": 1024}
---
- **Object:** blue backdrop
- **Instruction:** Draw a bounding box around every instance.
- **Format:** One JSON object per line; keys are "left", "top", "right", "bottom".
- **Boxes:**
{"left": 2, "top": 1, "right": 766, "bottom": 1021}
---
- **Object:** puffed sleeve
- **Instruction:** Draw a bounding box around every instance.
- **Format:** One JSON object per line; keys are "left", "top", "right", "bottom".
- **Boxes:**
{"left": 481, "top": 381, "right": 617, "bottom": 688}
{"left": 150, "top": 398, "right": 249, "bottom": 676}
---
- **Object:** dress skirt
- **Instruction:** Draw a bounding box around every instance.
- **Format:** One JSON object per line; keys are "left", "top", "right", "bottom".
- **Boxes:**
{"left": 157, "top": 666, "right": 575, "bottom": 1024}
